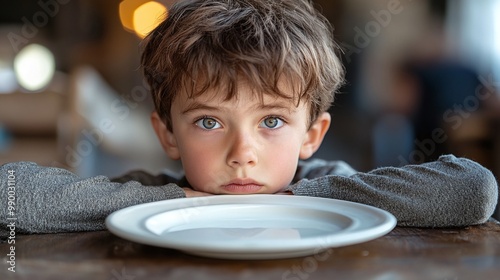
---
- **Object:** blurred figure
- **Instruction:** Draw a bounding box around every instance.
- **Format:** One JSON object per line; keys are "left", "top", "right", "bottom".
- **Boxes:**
{"left": 406, "top": 57, "right": 482, "bottom": 163}
{"left": 368, "top": 0, "right": 491, "bottom": 166}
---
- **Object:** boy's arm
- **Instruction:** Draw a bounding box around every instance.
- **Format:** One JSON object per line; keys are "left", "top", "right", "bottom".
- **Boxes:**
{"left": 0, "top": 161, "right": 186, "bottom": 239}
{"left": 288, "top": 155, "right": 498, "bottom": 227}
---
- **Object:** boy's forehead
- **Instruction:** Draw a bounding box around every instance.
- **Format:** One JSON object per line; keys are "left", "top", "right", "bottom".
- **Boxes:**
{"left": 177, "top": 79, "right": 303, "bottom": 108}
{"left": 180, "top": 87, "right": 300, "bottom": 109}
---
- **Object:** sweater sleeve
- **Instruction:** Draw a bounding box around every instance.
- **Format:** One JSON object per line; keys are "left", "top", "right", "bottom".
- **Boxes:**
{"left": 0, "top": 161, "right": 186, "bottom": 239}
{"left": 287, "top": 155, "right": 498, "bottom": 227}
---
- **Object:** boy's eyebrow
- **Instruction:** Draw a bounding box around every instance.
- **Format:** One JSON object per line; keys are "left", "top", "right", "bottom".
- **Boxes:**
{"left": 257, "top": 103, "right": 296, "bottom": 114}
{"left": 181, "top": 101, "right": 296, "bottom": 114}
{"left": 181, "top": 102, "right": 220, "bottom": 114}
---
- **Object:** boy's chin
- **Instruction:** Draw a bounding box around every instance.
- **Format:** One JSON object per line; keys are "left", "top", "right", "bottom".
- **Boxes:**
{"left": 192, "top": 187, "right": 278, "bottom": 195}
{"left": 220, "top": 184, "right": 264, "bottom": 194}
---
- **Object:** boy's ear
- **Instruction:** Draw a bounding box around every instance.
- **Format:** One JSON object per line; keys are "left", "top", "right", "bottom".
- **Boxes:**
{"left": 299, "top": 112, "right": 331, "bottom": 160}
{"left": 151, "top": 112, "right": 180, "bottom": 160}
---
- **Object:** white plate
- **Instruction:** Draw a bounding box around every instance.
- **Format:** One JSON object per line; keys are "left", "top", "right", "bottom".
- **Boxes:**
{"left": 106, "top": 195, "right": 396, "bottom": 259}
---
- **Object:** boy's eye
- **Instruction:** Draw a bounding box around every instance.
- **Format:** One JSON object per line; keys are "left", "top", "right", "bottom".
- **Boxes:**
{"left": 260, "top": 117, "right": 284, "bottom": 129}
{"left": 195, "top": 117, "right": 221, "bottom": 130}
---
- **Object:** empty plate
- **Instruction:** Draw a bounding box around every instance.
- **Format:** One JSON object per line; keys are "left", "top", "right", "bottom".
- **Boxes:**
{"left": 106, "top": 195, "right": 396, "bottom": 259}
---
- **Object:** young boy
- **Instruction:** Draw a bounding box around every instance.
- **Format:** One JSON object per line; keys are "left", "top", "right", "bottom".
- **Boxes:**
{"left": 0, "top": 0, "right": 498, "bottom": 239}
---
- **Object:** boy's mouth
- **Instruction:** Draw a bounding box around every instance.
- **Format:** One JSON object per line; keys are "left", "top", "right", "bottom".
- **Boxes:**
{"left": 221, "top": 179, "right": 263, "bottom": 193}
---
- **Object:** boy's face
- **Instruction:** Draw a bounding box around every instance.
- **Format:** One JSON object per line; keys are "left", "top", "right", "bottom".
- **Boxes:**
{"left": 152, "top": 81, "right": 330, "bottom": 194}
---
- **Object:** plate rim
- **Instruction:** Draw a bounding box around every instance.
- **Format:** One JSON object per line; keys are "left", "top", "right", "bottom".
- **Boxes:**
{"left": 105, "top": 194, "right": 397, "bottom": 258}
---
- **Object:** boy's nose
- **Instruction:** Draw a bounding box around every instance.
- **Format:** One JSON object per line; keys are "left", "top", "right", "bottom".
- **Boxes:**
{"left": 226, "top": 132, "right": 258, "bottom": 167}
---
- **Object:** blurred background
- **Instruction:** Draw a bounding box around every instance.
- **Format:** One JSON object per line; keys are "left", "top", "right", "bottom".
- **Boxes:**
{"left": 0, "top": 0, "right": 499, "bottom": 216}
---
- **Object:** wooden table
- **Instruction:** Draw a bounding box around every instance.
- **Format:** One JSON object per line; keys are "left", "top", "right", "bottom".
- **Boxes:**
{"left": 2, "top": 220, "right": 499, "bottom": 280}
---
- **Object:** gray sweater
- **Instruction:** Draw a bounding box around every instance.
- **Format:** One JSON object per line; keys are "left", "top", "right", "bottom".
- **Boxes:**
{"left": 0, "top": 155, "right": 498, "bottom": 239}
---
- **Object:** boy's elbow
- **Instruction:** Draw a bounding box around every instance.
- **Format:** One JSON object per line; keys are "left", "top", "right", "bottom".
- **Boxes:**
{"left": 475, "top": 169, "right": 497, "bottom": 223}
{"left": 423, "top": 156, "right": 499, "bottom": 227}
{"left": 461, "top": 164, "right": 498, "bottom": 225}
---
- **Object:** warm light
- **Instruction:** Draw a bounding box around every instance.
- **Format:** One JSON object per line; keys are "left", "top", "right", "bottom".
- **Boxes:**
{"left": 133, "top": 1, "right": 167, "bottom": 38}
{"left": 13, "top": 44, "right": 55, "bottom": 92}
{"left": 119, "top": 0, "right": 148, "bottom": 32}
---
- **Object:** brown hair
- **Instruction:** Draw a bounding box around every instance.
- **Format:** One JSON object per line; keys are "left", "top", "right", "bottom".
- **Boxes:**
{"left": 141, "top": 0, "right": 344, "bottom": 130}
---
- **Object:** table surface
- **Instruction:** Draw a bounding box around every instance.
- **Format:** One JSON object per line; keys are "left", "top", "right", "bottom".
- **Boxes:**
{"left": 2, "top": 219, "right": 499, "bottom": 280}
